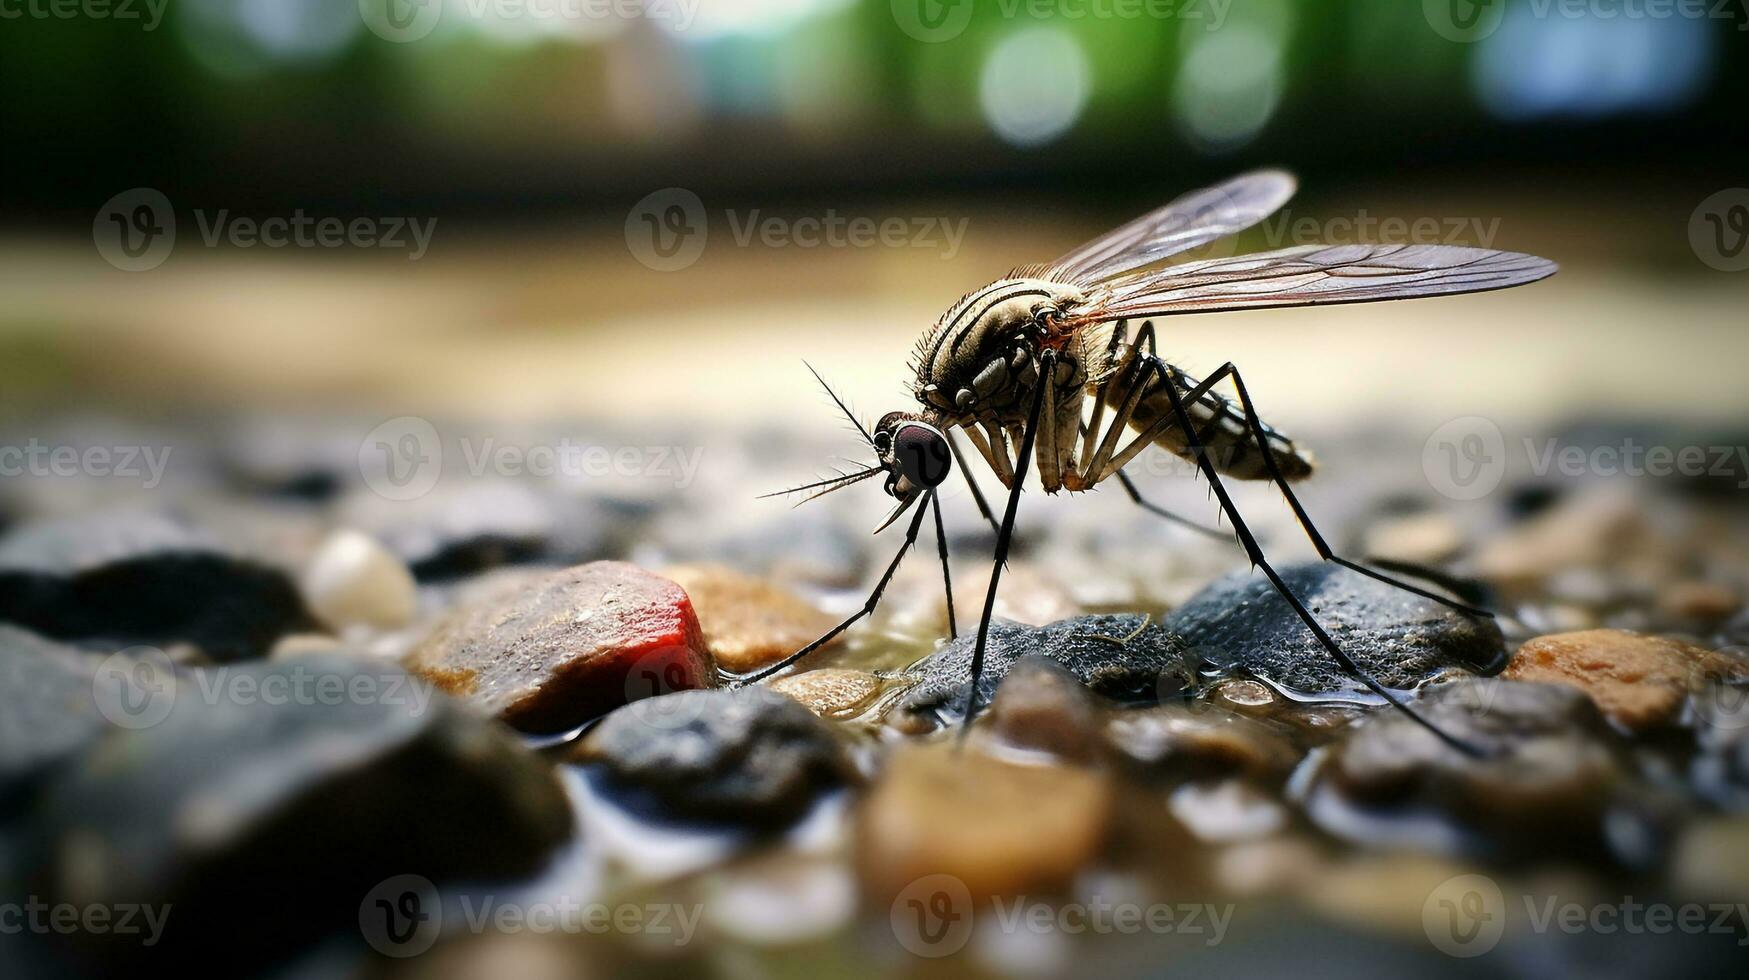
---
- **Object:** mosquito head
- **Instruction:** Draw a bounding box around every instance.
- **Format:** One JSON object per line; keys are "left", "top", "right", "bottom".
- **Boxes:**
{"left": 869, "top": 411, "right": 952, "bottom": 531}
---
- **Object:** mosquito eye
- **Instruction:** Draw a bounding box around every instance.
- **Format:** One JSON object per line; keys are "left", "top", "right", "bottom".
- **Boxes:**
{"left": 892, "top": 424, "right": 951, "bottom": 488}
{"left": 874, "top": 431, "right": 892, "bottom": 453}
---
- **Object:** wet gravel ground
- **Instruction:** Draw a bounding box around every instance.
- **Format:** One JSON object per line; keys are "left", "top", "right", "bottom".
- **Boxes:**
{"left": 1, "top": 412, "right": 1747, "bottom": 979}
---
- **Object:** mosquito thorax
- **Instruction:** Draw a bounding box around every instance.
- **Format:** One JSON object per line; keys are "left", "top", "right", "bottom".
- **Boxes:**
{"left": 911, "top": 278, "right": 1090, "bottom": 426}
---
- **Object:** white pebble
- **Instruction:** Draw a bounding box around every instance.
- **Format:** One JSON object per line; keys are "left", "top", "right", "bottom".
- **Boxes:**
{"left": 300, "top": 530, "right": 417, "bottom": 631}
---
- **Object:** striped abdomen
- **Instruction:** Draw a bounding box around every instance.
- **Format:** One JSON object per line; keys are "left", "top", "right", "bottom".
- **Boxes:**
{"left": 1127, "top": 364, "right": 1314, "bottom": 482}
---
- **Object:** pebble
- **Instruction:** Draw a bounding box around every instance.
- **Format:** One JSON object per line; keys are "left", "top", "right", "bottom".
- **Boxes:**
{"left": 1312, "top": 679, "right": 1628, "bottom": 860}
{"left": 0, "top": 510, "right": 312, "bottom": 661}
{"left": 1473, "top": 485, "right": 1646, "bottom": 593}
{"left": 1105, "top": 704, "right": 1300, "bottom": 784}
{"left": 338, "top": 480, "right": 606, "bottom": 581}
{"left": 896, "top": 613, "right": 1193, "bottom": 727}
{"left": 855, "top": 741, "right": 1112, "bottom": 904}
{"left": 1503, "top": 629, "right": 1745, "bottom": 731}
{"left": 984, "top": 655, "right": 1103, "bottom": 763}
{"left": 0, "top": 628, "right": 107, "bottom": 810}
{"left": 1165, "top": 561, "right": 1506, "bottom": 701}
{"left": 299, "top": 529, "right": 418, "bottom": 632}
{"left": 1168, "top": 781, "right": 1287, "bottom": 843}
{"left": 1361, "top": 512, "right": 1463, "bottom": 565}
{"left": 663, "top": 563, "right": 838, "bottom": 674}
{"left": 769, "top": 667, "right": 888, "bottom": 719}
{"left": 573, "top": 686, "right": 855, "bottom": 830}
{"left": 28, "top": 656, "right": 572, "bottom": 968}
{"left": 405, "top": 561, "right": 715, "bottom": 734}
{"left": 1670, "top": 818, "right": 1749, "bottom": 901}
{"left": 1656, "top": 581, "right": 1741, "bottom": 623}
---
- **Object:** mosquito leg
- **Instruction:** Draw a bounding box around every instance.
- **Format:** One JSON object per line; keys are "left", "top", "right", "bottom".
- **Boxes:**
{"left": 1216, "top": 361, "right": 1494, "bottom": 619}
{"left": 734, "top": 496, "right": 933, "bottom": 685}
{"left": 1144, "top": 355, "right": 1486, "bottom": 758}
{"left": 930, "top": 491, "right": 957, "bottom": 638}
{"left": 1114, "top": 469, "right": 1229, "bottom": 542}
{"left": 960, "top": 351, "right": 1051, "bottom": 737}
{"left": 947, "top": 429, "right": 1000, "bottom": 534}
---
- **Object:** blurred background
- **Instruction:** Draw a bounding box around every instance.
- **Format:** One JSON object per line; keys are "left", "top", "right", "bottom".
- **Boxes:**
{"left": 2, "top": 0, "right": 1746, "bottom": 436}
{"left": 5, "top": 5, "right": 1749, "bottom": 978}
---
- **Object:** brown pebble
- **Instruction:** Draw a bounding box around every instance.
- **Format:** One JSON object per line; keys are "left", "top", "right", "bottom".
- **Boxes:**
{"left": 1504, "top": 628, "right": 1746, "bottom": 730}
{"left": 1362, "top": 512, "right": 1462, "bottom": 565}
{"left": 666, "top": 563, "right": 838, "bottom": 674}
{"left": 769, "top": 668, "right": 887, "bottom": 719}
{"left": 856, "top": 742, "right": 1112, "bottom": 904}
{"left": 405, "top": 561, "right": 714, "bottom": 734}
{"left": 1106, "top": 704, "right": 1300, "bottom": 784}
{"left": 1657, "top": 581, "right": 1741, "bottom": 623}
{"left": 986, "top": 656, "right": 1102, "bottom": 763}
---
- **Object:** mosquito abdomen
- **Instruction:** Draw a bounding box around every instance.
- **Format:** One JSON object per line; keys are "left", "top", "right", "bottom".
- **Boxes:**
{"left": 1130, "top": 367, "right": 1314, "bottom": 482}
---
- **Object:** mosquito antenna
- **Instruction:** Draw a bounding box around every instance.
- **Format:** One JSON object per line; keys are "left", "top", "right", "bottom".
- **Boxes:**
{"left": 804, "top": 361, "right": 876, "bottom": 449}
{"left": 757, "top": 465, "right": 883, "bottom": 505}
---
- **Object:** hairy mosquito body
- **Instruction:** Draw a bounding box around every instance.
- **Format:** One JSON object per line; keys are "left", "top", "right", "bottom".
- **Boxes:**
{"left": 911, "top": 279, "right": 1313, "bottom": 492}
{"left": 749, "top": 170, "right": 1558, "bottom": 757}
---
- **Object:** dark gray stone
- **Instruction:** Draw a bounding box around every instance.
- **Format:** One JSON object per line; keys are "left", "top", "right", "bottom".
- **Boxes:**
{"left": 27, "top": 656, "right": 572, "bottom": 969}
{"left": 1311, "top": 679, "right": 1640, "bottom": 863}
{"left": 1164, "top": 561, "right": 1506, "bottom": 699}
{"left": 0, "top": 628, "right": 107, "bottom": 811}
{"left": 574, "top": 686, "right": 855, "bottom": 829}
{"left": 897, "top": 614, "right": 1195, "bottom": 726}
{"left": 0, "top": 511, "right": 311, "bottom": 661}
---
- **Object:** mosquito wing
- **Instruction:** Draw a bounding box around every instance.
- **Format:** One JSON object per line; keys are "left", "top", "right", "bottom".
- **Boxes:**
{"left": 1065, "top": 243, "right": 1557, "bottom": 322}
{"left": 1040, "top": 170, "right": 1297, "bottom": 287}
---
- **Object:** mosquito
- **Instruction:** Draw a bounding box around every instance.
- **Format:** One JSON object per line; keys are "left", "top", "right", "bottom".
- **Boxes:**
{"left": 741, "top": 170, "right": 1556, "bottom": 756}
